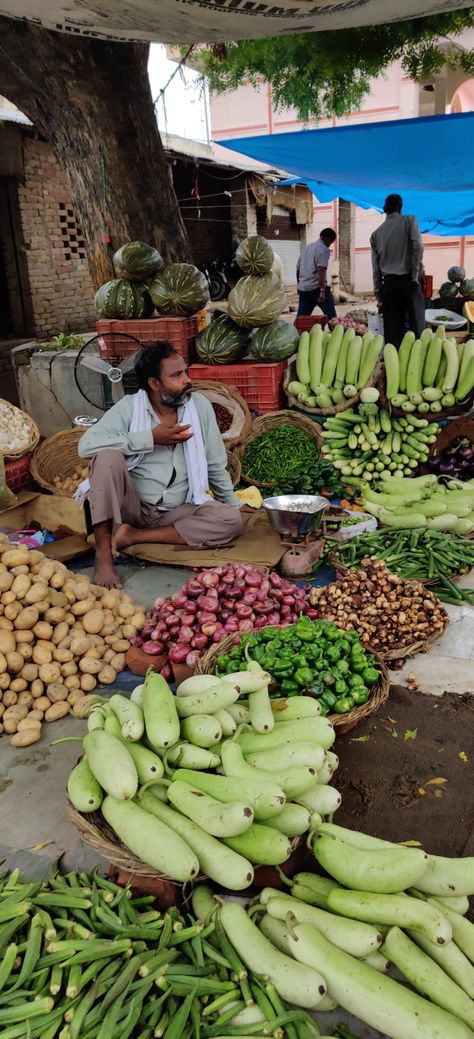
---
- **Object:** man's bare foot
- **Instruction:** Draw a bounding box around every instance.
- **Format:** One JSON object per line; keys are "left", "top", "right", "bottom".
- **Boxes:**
{"left": 111, "top": 523, "right": 138, "bottom": 555}
{"left": 94, "top": 554, "right": 122, "bottom": 589}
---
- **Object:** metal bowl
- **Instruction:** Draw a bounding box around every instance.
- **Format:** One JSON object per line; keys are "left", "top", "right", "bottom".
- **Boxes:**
{"left": 263, "top": 494, "right": 329, "bottom": 538}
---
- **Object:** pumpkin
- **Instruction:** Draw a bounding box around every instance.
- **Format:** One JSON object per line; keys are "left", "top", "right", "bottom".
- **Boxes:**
{"left": 460, "top": 278, "right": 474, "bottom": 300}
{"left": 447, "top": 265, "right": 466, "bottom": 284}
{"left": 464, "top": 301, "right": 474, "bottom": 323}
{"left": 236, "top": 236, "right": 274, "bottom": 277}
{"left": 95, "top": 279, "right": 154, "bottom": 319}
{"left": 249, "top": 319, "right": 299, "bottom": 362}
{"left": 149, "top": 264, "right": 210, "bottom": 316}
{"left": 113, "top": 241, "right": 164, "bottom": 282}
{"left": 439, "top": 281, "right": 459, "bottom": 301}
{"left": 228, "top": 274, "right": 286, "bottom": 329}
{"left": 195, "top": 315, "right": 249, "bottom": 364}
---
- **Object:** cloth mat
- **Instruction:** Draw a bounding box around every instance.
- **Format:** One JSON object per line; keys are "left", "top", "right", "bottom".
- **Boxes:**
{"left": 118, "top": 511, "right": 285, "bottom": 570}
{"left": 335, "top": 685, "right": 474, "bottom": 858}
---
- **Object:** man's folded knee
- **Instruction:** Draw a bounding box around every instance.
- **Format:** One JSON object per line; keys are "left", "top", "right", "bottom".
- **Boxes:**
{"left": 89, "top": 449, "right": 127, "bottom": 474}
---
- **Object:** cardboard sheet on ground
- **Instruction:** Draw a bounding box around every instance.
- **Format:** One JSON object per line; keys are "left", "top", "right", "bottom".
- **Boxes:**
{"left": 119, "top": 510, "right": 284, "bottom": 570}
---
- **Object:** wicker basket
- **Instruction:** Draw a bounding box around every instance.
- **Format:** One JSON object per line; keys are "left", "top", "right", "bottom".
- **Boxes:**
{"left": 283, "top": 356, "right": 381, "bottom": 417}
{"left": 237, "top": 410, "right": 323, "bottom": 490}
{"left": 193, "top": 381, "right": 252, "bottom": 450}
{"left": 68, "top": 801, "right": 204, "bottom": 885}
{"left": 419, "top": 416, "right": 474, "bottom": 476}
{"left": 0, "top": 399, "right": 40, "bottom": 460}
{"left": 194, "top": 631, "right": 390, "bottom": 735}
{"left": 226, "top": 449, "right": 241, "bottom": 488}
{"left": 30, "top": 428, "right": 85, "bottom": 496}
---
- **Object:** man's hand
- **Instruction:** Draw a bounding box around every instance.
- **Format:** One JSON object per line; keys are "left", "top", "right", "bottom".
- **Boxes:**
{"left": 152, "top": 424, "right": 193, "bottom": 446}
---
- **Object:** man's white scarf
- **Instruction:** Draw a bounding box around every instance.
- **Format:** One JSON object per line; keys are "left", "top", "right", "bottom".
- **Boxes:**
{"left": 75, "top": 390, "right": 211, "bottom": 507}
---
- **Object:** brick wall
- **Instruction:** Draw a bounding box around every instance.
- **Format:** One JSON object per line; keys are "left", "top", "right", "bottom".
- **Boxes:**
{"left": 17, "top": 138, "right": 96, "bottom": 337}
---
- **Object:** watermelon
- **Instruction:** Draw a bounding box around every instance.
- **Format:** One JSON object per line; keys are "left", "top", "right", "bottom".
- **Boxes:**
{"left": 149, "top": 264, "right": 210, "bottom": 316}
{"left": 439, "top": 281, "right": 459, "bottom": 300}
{"left": 249, "top": 319, "right": 299, "bottom": 361}
{"left": 228, "top": 274, "right": 286, "bottom": 329}
{"left": 95, "top": 279, "right": 154, "bottom": 319}
{"left": 447, "top": 265, "right": 466, "bottom": 284}
{"left": 236, "top": 235, "right": 274, "bottom": 276}
{"left": 113, "top": 241, "right": 163, "bottom": 282}
{"left": 460, "top": 278, "right": 474, "bottom": 300}
{"left": 195, "top": 315, "right": 249, "bottom": 364}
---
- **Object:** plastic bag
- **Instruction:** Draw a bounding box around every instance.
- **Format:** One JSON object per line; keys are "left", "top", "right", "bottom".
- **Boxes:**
{"left": 0, "top": 454, "right": 18, "bottom": 509}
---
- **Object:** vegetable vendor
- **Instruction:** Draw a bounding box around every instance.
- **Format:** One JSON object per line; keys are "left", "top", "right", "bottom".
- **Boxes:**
{"left": 370, "top": 194, "right": 425, "bottom": 348}
{"left": 77, "top": 341, "right": 243, "bottom": 588}
{"left": 296, "top": 229, "right": 337, "bottom": 320}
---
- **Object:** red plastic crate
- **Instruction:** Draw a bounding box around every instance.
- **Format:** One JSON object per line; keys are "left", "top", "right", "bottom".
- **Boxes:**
{"left": 294, "top": 315, "right": 327, "bottom": 333}
{"left": 189, "top": 361, "right": 287, "bottom": 414}
{"left": 5, "top": 455, "right": 33, "bottom": 493}
{"left": 96, "top": 316, "right": 203, "bottom": 363}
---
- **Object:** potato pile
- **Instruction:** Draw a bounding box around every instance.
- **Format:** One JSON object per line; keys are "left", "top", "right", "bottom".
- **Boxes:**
{"left": 52, "top": 464, "right": 89, "bottom": 496}
{"left": 0, "top": 536, "right": 146, "bottom": 747}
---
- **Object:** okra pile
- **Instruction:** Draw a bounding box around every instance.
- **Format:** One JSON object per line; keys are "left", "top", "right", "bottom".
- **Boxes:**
{"left": 0, "top": 868, "right": 320, "bottom": 1039}
{"left": 329, "top": 524, "right": 474, "bottom": 582}
{"left": 68, "top": 669, "right": 340, "bottom": 885}
{"left": 216, "top": 617, "right": 381, "bottom": 716}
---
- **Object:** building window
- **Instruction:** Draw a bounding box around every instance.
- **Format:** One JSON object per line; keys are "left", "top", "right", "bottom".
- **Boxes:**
{"left": 58, "top": 202, "right": 86, "bottom": 261}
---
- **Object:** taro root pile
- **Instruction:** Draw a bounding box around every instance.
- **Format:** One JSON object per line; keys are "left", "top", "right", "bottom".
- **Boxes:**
{"left": 308, "top": 557, "right": 447, "bottom": 664}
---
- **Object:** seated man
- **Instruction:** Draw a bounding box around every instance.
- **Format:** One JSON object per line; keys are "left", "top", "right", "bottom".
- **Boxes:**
{"left": 78, "top": 341, "right": 243, "bottom": 588}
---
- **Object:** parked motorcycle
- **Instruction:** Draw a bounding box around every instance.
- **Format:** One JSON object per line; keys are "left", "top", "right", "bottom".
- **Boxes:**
{"left": 197, "top": 259, "right": 228, "bottom": 301}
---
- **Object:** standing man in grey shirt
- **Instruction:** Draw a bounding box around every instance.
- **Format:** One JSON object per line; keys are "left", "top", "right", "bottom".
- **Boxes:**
{"left": 296, "top": 228, "right": 337, "bottom": 320}
{"left": 370, "top": 193, "right": 425, "bottom": 348}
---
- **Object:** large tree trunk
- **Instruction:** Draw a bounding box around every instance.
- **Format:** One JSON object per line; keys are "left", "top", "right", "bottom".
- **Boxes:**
{"left": 0, "top": 17, "right": 191, "bottom": 289}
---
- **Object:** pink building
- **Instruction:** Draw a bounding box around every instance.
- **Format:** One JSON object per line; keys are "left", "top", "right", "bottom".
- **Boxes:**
{"left": 211, "top": 45, "right": 474, "bottom": 295}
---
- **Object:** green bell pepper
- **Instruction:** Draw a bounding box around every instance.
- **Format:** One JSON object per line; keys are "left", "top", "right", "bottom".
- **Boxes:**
{"left": 333, "top": 695, "right": 355, "bottom": 714}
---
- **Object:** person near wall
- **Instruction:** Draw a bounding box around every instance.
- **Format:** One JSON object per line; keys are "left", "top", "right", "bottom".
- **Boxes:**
{"left": 296, "top": 229, "right": 337, "bottom": 320}
{"left": 370, "top": 193, "right": 425, "bottom": 348}
{"left": 77, "top": 342, "right": 243, "bottom": 588}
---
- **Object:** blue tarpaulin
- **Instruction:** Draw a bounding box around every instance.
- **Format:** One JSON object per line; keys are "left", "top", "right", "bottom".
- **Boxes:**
{"left": 220, "top": 113, "right": 474, "bottom": 236}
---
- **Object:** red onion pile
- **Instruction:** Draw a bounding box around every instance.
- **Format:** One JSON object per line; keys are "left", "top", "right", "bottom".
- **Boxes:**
{"left": 134, "top": 564, "right": 310, "bottom": 672}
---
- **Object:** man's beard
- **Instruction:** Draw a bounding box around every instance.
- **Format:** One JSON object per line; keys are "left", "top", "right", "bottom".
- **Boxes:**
{"left": 160, "top": 385, "right": 192, "bottom": 407}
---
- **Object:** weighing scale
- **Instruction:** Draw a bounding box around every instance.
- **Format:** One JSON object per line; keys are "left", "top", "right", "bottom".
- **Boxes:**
{"left": 263, "top": 495, "right": 349, "bottom": 578}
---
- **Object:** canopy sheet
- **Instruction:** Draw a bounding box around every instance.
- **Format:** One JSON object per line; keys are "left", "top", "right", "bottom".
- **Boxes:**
{"left": 221, "top": 113, "right": 474, "bottom": 236}
{"left": 1, "top": 0, "right": 473, "bottom": 43}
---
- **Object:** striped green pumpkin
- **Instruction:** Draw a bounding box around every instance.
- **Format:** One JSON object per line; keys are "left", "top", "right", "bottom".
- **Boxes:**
{"left": 95, "top": 279, "right": 154, "bottom": 319}
{"left": 195, "top": 315, "right": 249, "bottom": 364}
{"left": 149, "top": 264, "right": 210, "bottom": 316}
{"left": 236, "top": 235, "right": 274, "bottom": 276}
{"left": 228, "top": 273, "right": 286, "bottom": 329}
{"left": 249, "top": 319, "right": 298, "bottom": 361}
{"left": 113, "top": 241, "right": 163, "bottom": 282}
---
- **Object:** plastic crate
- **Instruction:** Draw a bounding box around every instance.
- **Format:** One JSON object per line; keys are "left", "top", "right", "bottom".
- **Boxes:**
{"left": 96, "top": 316, "right": 201, "bottom": 363}
{"left": 5, "top": 455, "right": 33, "bottom": 493}
{"left": 294, "top": 315, "right": 327, "bottom": 333}
{"left": 189, "top": 361, "right": 287, "bottom": 414}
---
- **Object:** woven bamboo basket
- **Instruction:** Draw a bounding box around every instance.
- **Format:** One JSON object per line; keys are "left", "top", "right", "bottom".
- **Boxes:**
{"left": 30, "top": 428, "right": 86, "bottom": 496}
{"left": 68, "top": 801, "right": 204, "bottom": 885}
{"left": 226, "top": 449, "right": 241, "bottom": 487}
{"left": 376, "top": 365, "right": 474, "bottom": 423}
{"left": 193, "top": 381, "right": 252, "bottom": 450}
{"left": 419, "top": 416, "right": 474, "bottom": 476}
{"left": 0, "top": 399, "right": 40, "bottom": 460}
{"left": 283, "top": 357, "right": 382, "bottom": 417}
{"left": 237, "top": 410, "right": 323, "bottom": 490}
{"left": 194, "top": 630, "right": 390, "bottom": 735}
{"left": 68, "top": 800, "right": 303, "bottom": 887}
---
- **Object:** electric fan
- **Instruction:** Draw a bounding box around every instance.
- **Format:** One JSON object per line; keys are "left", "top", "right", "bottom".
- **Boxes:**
{"left": 74, "top": 332, "right": 143, "bottom": 411}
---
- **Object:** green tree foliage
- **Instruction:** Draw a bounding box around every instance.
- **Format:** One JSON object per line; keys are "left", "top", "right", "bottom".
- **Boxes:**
{"left": 199, "top": 11, "right": 474, "bottom": 121}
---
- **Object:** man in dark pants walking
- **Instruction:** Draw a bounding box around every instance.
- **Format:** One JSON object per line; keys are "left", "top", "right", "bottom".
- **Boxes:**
{"left": 296, "top": 228, "right": 337, "bottom": 320}
{"left": 370, "top": 194, "right": 425, "bottom": 348}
